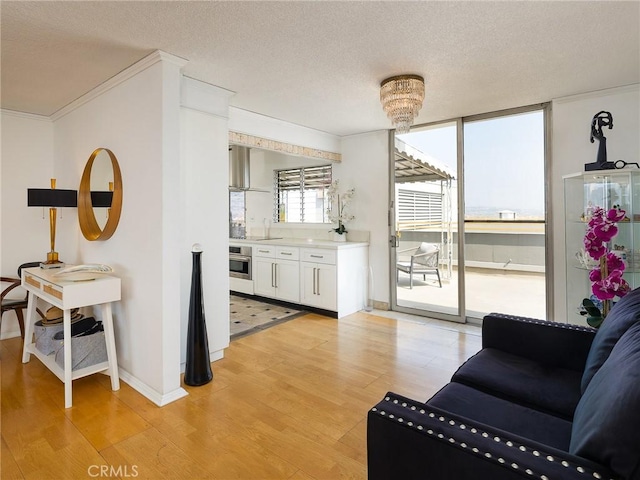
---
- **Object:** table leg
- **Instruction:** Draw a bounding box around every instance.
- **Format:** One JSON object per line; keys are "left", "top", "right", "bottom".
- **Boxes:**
{"left": 101, "top": 303, "right": 120, "bottom": 391}
{"left": 21, "top": 291, "right": 37, "bottom": 363}
{"left": 63, "top": 308, "right": 72, "bottom": 408}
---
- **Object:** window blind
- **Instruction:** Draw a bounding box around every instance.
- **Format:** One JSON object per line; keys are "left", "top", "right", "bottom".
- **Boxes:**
{"left": 275, "top": 165, "right": 332, "bottom": 223}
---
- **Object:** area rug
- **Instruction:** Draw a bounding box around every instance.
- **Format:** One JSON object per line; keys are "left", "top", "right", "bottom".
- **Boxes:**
{"left": 230, "top": 294, "right": 305, "bottom": 339}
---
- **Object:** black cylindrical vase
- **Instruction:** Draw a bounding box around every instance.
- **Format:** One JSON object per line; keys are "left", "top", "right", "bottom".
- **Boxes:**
{"left": 184, "top": 244, "right": 213, "bottom": 386}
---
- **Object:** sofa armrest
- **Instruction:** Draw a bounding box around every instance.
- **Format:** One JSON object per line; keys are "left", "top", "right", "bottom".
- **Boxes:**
{"left": 368, "top": 392, "right": 619, "bottom": 480}
{"left": 482, "top": 313, "right": 596, "bottom": 371}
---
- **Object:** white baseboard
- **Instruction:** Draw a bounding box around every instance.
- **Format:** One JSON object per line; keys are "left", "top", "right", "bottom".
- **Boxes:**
{"left": 118, "top": 368, "right": 188, "bottom": 407}
{"left": 210, "top": 349, "right": 224, "bottom": 362}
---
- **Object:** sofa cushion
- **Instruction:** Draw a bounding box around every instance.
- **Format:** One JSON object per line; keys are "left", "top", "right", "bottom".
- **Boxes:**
{"left": 570, "top": 321, "right": 640, "bottom": 480}
{"left": 451, "top": 348, "right": 582, "bottom": 419}
{"left": 581, "top": 286, "right": 640, "bottom": 393}
{"left": 427, "top": 382, "right": 573, "bottom": 450}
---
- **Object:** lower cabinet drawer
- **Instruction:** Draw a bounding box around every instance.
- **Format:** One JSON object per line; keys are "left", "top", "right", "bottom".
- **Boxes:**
{"left": 276, "top": 247, "right": 299, "bottom": 260}
{"left": 253, "top": 246, "right": 276, "bottom": 258}
{"left": 301, "top": 249, "right": 336, "bottom": 265}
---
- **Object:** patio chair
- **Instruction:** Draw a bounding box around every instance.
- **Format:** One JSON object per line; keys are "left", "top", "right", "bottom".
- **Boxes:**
{"left": 396, "top": 242, "right": 442, "bottom": 289}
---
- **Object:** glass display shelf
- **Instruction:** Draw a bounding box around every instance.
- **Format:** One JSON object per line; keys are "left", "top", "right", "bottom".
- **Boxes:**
{"left": 564, "top": 169, "right": 640, "bottom": 324}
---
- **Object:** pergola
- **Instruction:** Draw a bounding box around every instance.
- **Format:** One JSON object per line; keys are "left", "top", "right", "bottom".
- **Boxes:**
{"left": 394, "top": 138, "right": 456, "bottom": 279}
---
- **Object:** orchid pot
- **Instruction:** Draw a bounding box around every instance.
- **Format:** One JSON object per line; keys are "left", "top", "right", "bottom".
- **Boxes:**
{"left": 333, "top": 231, "right": 347, "bottom": 242}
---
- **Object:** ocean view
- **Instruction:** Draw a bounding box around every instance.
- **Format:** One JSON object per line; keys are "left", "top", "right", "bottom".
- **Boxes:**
{"left": 465, "top": 206, "right": 545, "bottom": 220}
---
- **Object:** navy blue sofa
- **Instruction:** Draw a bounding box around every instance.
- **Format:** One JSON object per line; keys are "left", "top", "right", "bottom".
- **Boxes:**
{"left": 367, "top": 287, "right": 640, "bottom": 480}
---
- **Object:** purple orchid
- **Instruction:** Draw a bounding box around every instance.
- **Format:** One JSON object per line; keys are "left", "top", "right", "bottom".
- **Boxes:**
{"left": 593, "top": 222, "right": 618, "bottom": 242}
{"left": 584, "top": 206, "right": 630, "bottom": 302}
{"left": 605, "top": 251, "right": 626, "bottom": 272}
{"left": 592, "top": 269, "right": 630, "bottom": 300}
{"left": 607, "top": 208, "right": 627, "bottom": 222}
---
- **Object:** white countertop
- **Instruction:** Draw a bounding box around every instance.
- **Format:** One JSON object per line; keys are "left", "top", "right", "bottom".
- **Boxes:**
{"left": 229, "top": 237, "right": 368, "bottom": 249}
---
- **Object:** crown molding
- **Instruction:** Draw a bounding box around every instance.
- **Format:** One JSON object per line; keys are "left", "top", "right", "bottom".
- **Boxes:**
{"left": 553, "top": 83, "right": 639, "bottom": 105}
{"left": 51, "top": 50, "right": 188, "bottom": 122}
{"left": 1, "top": 109, "right": 52, "bottom": 122}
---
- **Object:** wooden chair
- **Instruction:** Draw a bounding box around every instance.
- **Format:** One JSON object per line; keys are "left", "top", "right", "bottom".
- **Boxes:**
{"left": 1, "top": 262, "right": 44, "bottom": 338}
{"left": 396, "top": 243, "right": 442, "bottom": 289}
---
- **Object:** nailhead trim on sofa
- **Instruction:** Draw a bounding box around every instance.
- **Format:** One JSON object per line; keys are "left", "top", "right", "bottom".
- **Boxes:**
{"left": 371, "top": 394, "right": 615, "bottom": 480}
{"left": 486, "top": 313, "right": 596, "bottom": 333}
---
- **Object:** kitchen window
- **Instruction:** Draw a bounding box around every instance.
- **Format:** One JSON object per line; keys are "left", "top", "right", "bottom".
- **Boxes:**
{"left": 275, "top": 165, "right": 332, "bottom": 223}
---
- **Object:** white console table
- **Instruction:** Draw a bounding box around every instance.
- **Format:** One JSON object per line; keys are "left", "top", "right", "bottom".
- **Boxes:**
{"left": 21, "top": 267, "right": 121, "bottom": 408}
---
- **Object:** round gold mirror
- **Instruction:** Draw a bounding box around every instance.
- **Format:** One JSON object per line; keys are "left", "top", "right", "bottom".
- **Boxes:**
{"left": 78, "top": 148, "right": 123, "bottom": 241}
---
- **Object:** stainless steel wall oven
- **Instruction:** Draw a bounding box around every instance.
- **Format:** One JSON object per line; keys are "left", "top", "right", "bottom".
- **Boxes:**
{"left": 229, "top": 246, "right": 252, "bottom": 280}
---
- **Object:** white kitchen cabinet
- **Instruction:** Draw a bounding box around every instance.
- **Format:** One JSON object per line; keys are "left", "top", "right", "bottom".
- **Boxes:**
{"left": 273, "top": 259, "right": 300, "bottom": 303}
{"left": 254, "top": 256, "right": 276, "bottom": 297}
{"left": 300, "top": 248, "right": 337, "bottom": 310}
{"left": 300, "top": 261, "right": 337, "bottom": 310}
{"left": 243, "top": 240, "right": 368, "bottom": 318}
{"left": 299, "top": 247, "right": 368, "bottom": 317}
{"left": 253, "top": 246, "right": 300, "bottom": 302}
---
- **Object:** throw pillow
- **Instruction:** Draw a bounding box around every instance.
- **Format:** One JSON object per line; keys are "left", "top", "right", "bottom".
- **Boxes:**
{"left": 570, "top": 321, "right": 640, "bottom": 479}
{"left": 580, "top": 286, "right": 640, "bottom": 392}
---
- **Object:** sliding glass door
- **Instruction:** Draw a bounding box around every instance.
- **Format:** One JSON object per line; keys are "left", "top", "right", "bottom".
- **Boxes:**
{"left": 462, "top": 109, "right": 547, "bottom": 320}
{"left": 392, "top": 121, "right": 462, "bottom": 321}
{"left": 390, "top": 105, "right": 549, "bottom": 322}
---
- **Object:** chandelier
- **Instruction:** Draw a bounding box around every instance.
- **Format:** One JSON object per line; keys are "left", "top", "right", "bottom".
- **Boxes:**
{"left": 379, "top": 74, "right": 425, "bottom": 134}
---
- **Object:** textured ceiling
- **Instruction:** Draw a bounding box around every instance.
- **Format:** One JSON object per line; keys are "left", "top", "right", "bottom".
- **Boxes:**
{"left": 2, "top": 1, "right": 638, "bottom": 136}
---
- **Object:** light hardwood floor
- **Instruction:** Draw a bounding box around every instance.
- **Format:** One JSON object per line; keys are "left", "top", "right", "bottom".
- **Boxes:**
{"left": 1, "top": 311, "right": 481, "bottom": 479}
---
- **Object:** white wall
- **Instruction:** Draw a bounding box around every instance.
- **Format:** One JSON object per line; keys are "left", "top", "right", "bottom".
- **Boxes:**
{"left": 0, "top": 112, "right": 56, "bottom": 338}
{"left": 179, "top": 76, "right": 234, "bottom": 369}
{"left": 52, "top": 52, "right": 188, "bottom": 405}
{"left": 551, "top": 84, "right": 640, "bottom": 321}
{"left": 339, "top": 131, "right": 390, "bottom": 306}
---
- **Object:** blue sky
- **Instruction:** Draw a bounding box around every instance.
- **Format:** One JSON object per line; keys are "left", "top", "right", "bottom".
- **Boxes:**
{"left": 398, "top": 110, "right": 545, "bottom": 217}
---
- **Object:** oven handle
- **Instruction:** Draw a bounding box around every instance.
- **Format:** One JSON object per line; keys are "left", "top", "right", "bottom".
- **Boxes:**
{"left": 229, "top": 254, "right": 251, "bottom": 262}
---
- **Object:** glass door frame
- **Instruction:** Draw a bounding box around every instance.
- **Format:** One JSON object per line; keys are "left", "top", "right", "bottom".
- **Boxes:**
{"left": 388, "top": 118, "right": 466, "bottom": 323}
{"left": 389, "top": 103, "right": 553, "bottom": 323}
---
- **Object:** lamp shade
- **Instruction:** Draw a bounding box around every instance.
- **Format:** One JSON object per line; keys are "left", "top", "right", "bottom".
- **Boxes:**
{"left": 90, "top": 191, "right": 113, "bottom": 208}
{"left": 28, "top": 189, "right": 77, "bottom": 207}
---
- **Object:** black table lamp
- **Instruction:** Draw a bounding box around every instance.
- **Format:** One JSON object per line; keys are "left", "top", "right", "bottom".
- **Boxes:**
{"left": 90, "top": 191, "right": 113, "bottom": 208}
{"left": 28, "top": 178, "right": 77, "bottom": 268}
